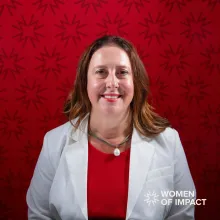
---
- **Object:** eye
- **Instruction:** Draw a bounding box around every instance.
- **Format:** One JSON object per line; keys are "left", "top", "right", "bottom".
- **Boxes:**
{"left": 96, "top": 69, "right": 106, "bottom": 75}
{"left": 118, "top": 70, "right": 128, "bottom": 75}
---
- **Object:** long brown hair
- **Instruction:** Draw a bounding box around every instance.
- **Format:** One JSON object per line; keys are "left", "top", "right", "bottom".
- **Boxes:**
{"left": 63, "top": 35, "right": 171, "bottom": 137}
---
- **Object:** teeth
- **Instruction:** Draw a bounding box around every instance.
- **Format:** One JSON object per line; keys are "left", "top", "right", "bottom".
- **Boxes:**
{"left": 103, "top": 96, "right": 119, "bottom": 99}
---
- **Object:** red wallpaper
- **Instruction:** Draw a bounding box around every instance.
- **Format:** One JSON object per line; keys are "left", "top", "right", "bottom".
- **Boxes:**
{"left": 0, "top": 0, "right": 219, "bottom": 219}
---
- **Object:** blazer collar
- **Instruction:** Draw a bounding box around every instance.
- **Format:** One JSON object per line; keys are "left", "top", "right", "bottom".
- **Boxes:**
{"left": 65, "top": 113, "right": 155, "bottom": 220}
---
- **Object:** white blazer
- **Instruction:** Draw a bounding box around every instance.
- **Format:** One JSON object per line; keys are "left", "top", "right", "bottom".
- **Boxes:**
{"left": 26, "top": 113, "right": 196, "bottom": 220}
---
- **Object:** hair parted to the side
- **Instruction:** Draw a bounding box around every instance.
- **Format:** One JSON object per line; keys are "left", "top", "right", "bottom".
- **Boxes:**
{"left": 63, "top": 35, "right": 171, "bottom": 137}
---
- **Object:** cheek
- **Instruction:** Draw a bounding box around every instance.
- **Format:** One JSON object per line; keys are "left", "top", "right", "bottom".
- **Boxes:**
{"left": 122, "top": 80, "right": 134, "bottom": 96}
{"left": 87, "top": 80, "right": 102, "bottom": 101}
{"left": 89, "top": 81, "right": 101, "bottom": 92}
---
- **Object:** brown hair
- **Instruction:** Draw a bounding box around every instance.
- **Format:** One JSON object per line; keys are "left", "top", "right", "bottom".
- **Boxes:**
{"left": 63, "top": 35, "right": 170, "bottom": 137}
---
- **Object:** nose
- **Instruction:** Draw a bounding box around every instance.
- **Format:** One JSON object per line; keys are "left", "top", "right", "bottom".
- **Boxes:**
{"left": 105, "top": 72, "right": 119, "bottom": 88}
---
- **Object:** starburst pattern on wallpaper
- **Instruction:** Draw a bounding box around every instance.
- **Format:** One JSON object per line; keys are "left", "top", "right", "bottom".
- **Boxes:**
{"left": 215, "top": 142, "right": 220, "bottom": 167}
{"left": 55, "top": 14, "right": 87, "bottom": 47}
{"left": 21, "top": 140, "right": 41, "bottom": 168}
{"left": 183, "top": 137, "right": 208, "bottom": 166}
{"left": 35, "top": 47, "right": 67, "bottom": 79}
{"left": 136, "top": 44, "right": 149, "bottom": 63}
{"left": 202, "top": 0, "right": 220, "bottom": 11}
{"left": 200, "top": 105, "right": 220, "bottom": 135}
{"left": 200, "top": 165, "right": 220, "bottom": 194}
{"left": 96, "top": 13, "right": 129, "bottom": 37}
{"left": 117, "top": 0, "right": 150, "bottom": 13}
{"left": 200, "top": 45, "right": 220, "bottom": 75}
{"left": 0, "top": 25, "right": 2, "bottom": 40}
{"left": 15, "top": 79, "right": 47, "bottom": 110}
{"left": 0, "top": 110, "right": 26, "bottom": 140}
{"left": 0, "top": 201, "right": 13, "bottom": 219}
{"left": 33, "top": 0, "right": 64, "bottom": 15}
{"left": 12, "top": 15, "right": 44, "bottom": 47}
{"left": 0, "top": 145, "right": 7, "bottom": 165}
{"left": 181, "top": 13, "right": 212, "bottom": 44}
{"left": 139, "top": 13, "right": 170, "bottom": 45}
{"left": 160, "top": 44, "right": 190, "bottom": 75}
{"left": 164, "top": 105, "right": 188, "bottom": 132}
{"left": 0, "top": 0, "right": 22, "bottom": 16}
{"left": 149, "top": 76, "right": 169, "bottom": 108}
{"left": 38, "top": 108, "right": 66, "bottom": 133}
{"left": 74, "top": 0, "right": 108, "bottom": 14}
{"left": 56, "top": 78, "right": 73, "bottom": 101}
{"left": 160, "top": 0, "right": 191, "bottom": 12}
{"left": 0, "top": 88, "right": 7, "bottom": 104}
{"left": 181, "top": 76, "right": 209, "bottom": 106}
{"left": 0, "top": 170, "right": 28, "bottom": 194}
{"left": 0, "top": 49, "right": 25, "bottom": 80}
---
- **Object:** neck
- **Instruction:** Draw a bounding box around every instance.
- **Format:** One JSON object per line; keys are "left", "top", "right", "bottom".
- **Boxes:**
{"left": 88, "top": 109, "right": 132, "bottom": 144}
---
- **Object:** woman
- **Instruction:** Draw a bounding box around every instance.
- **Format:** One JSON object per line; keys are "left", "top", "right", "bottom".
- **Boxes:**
{"left": 26, "top": 36, "right": 196, "bottom": 220}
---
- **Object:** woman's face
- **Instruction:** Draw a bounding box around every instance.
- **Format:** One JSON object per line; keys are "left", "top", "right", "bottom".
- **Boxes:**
{"left": 87, "top": 45, "right": 134, "bottom": 115}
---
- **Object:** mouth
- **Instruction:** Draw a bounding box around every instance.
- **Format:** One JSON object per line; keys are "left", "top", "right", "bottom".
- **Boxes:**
{"left": 101, "top": 95, "right": 122, "bottom": 99}
{"left": 100, "top": 95, "right": 122, "bottom": 102}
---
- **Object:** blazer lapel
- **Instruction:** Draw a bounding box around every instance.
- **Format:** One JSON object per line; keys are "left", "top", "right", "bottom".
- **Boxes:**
{"left": 65, "top": 114, "right": 89, "bottom": 220}
{"left": 126, "top": 128, "right": 155, "bottom": 220}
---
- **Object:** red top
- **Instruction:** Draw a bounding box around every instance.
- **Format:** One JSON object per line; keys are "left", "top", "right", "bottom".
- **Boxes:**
{"left": 87, "top": 141, "right": 131, "bottom": 220}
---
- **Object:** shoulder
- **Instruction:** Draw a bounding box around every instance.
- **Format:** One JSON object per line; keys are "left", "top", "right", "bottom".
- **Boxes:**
{"left": 150, "top": 127, "right": 180, "bottom": 158}
{"left": 45, "top": 121, "right": 72, "bottom": 140}
{"left": 43, "top": 120, "right": 76, "bottom": 169}
{"left": 158, "top": 126, "right": 179, "bottom": 144}
{"left": 45, "top": 116, "right": 79, "bottom": 140}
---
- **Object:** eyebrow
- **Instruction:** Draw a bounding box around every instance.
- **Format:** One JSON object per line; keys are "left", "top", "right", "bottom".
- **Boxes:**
{"left": 93, "top": 65, "right": 131, "bottom": 70}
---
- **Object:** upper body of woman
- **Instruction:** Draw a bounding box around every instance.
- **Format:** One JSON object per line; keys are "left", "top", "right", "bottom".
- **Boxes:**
{"left": 26, "top": 35, "right": 196, "bottom": 220}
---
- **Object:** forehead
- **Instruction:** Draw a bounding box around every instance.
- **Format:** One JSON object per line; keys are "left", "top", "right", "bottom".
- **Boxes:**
{"left": 89, "top": 45, "right": 131, "bottom": 68}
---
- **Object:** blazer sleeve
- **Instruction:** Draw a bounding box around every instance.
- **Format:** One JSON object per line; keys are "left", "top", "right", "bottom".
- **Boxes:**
{"left": 165, "top": 129, "right": 196, "bottom": 220}
{"left": 26, "top": 132, "right": 55, "bottom": 219}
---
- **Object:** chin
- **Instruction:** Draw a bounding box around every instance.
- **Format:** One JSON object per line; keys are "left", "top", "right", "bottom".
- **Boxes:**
{"left": 101, "top": 107, "right": 128, "bottom": 115}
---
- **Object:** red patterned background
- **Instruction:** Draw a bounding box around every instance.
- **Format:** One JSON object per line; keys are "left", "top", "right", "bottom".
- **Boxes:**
{"left": 0, "top": 0, "right": 219, "bottom": 219}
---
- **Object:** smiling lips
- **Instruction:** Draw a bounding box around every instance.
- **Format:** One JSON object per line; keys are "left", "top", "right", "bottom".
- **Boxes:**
{"left": 101, "top": 94, "right": 122, "bottom": 102}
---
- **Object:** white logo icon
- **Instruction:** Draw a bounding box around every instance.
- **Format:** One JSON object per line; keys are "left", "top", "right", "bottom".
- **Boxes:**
{"left": 144, "top": 191, "right": 159, "bottom": 205}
